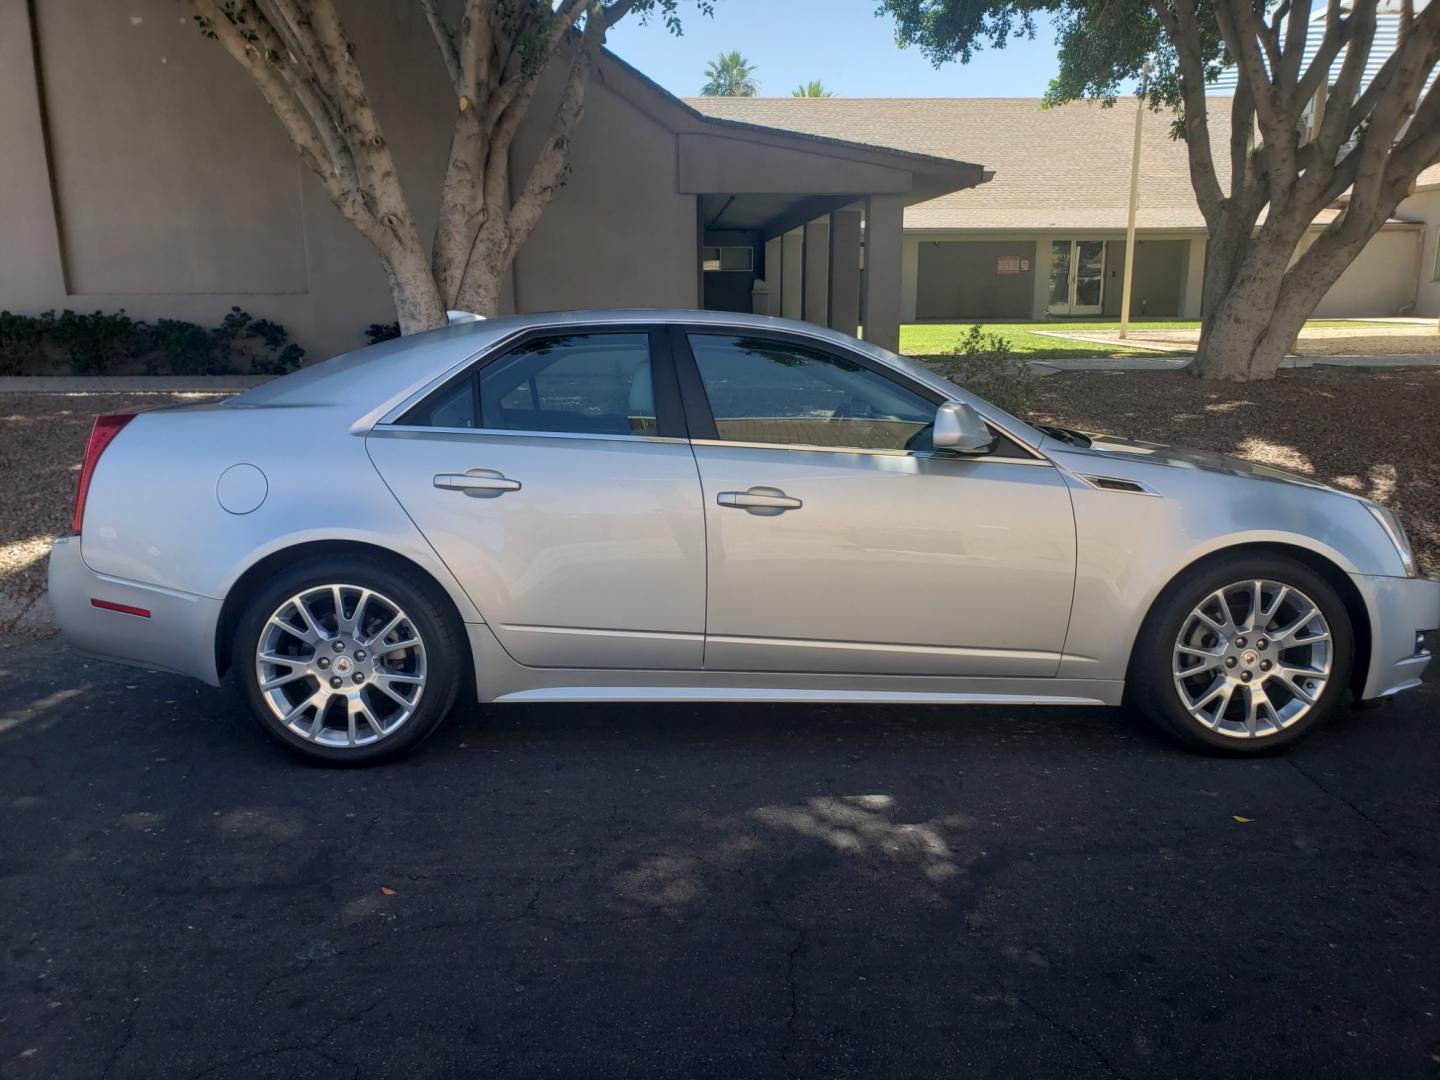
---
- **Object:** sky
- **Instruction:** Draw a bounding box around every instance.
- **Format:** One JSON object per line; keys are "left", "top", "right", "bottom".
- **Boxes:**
{"left": 605, "top": 0, "right": 1070, "bottom": 99}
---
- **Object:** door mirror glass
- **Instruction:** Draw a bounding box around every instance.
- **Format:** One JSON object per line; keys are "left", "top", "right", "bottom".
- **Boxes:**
{"left": 932, "top": 402, "right": 995, "bottom": 454}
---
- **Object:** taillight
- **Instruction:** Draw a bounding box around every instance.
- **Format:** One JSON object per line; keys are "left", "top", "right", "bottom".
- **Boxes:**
{"left": 72, "top": 413, "right": 135, "bottom": 535}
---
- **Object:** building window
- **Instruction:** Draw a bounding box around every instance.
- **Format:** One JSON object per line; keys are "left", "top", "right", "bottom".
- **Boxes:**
{"left": 703, "top": 246, "right": 755, "bottom": 272}
{"left": 1433, "top": 232, "right": 1440, "bottom": 282}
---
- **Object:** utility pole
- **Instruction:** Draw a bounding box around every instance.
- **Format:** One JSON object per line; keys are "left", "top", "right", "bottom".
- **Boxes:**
{"left": 1119, "top": 61, "right": 1151, "bottom": 340}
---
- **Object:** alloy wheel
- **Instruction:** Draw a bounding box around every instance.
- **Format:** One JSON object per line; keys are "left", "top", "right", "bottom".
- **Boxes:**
{"left": 1171, "top": 578, "right": 1332, "bottom": 739}
{"left": 255, "top": 584, "right": 427, "bottom": 748}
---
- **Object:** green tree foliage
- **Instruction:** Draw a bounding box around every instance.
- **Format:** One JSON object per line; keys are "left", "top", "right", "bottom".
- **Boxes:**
{"left": 877, "top": 0, "right": 1440, "bottom": 380}
{"left": 701, "top": 50, "right": 759, "bottom": 95}
{"left": 792, "top": 80, "right": 833, "bottom": 97}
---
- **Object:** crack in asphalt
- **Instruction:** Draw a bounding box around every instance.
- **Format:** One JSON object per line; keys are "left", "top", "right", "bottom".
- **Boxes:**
{"left": 180, "top": 998, "right": 380, "bottom": 1080}
{"left": 98, "top": 994, "right": 139, "bottom": 1080}
{"left": 1285, "top": 757, "right": 1393, "bottom": 838}
{"left": 1016, "top": 993, "right": 1132, "bottom": 1080}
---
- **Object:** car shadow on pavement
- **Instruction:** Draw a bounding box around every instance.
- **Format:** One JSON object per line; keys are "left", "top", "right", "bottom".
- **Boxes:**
{"left": 2, "top": 635, "right": 1437, "bottom": 1080}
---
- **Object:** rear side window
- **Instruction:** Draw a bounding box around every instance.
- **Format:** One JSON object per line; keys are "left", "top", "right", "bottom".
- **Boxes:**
{"left": 403, "top": 333, "right": 656, "bottom": 436}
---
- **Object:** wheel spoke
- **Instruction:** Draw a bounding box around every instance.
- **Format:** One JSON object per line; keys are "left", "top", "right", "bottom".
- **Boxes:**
{"left": 1174, "top": 647, "right": 1223, "bottom": 677}
{"left": 1194, "top": 593, "right": 1235, "bottom": 637}
{"left": 373, "top": 678, "right": 414, "bottom": 708}
{"left": 375, "top": 637, "right": 420, "bottom": 656}
{"left": 261, "top": 668, "right": 312, "bottom": 692}
{"left": 293, "top": 594, "right": 330, "bottom": 643}
{"left": 281, "top": 688, "right": 324, "bottom": 728}
{"left": 1243, "top": 580, "right": 1264, "bottom": 632}
{"left": 363, "top": 612, "right": 404, "bottom": 648}
{"left": 1257, "top": 584, "right": 1288, "bottom": 631}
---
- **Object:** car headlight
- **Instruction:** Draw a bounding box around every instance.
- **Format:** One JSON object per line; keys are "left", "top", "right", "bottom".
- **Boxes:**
{"left": 1365, "top": 502, "right": 1417, "bottom": 577}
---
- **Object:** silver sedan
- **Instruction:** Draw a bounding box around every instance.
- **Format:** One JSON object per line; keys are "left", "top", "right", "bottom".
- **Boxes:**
{"left": 49, "top": 310, "right": 1439, "bottom": 763}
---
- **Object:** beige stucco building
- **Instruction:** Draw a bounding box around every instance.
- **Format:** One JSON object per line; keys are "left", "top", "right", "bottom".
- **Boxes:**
{"left": 0, "top": 0, "right": 980, "bottom": 359}
{"left": 4, "top": 2, "right": 1437, "bottom": 362}
{"left": 691, "top": 97, "right": 1440, "bottom": 324}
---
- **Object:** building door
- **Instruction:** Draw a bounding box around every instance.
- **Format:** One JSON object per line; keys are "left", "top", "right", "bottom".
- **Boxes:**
{"left": 1048, "top": 240, "right": 1106, "bottom": 315}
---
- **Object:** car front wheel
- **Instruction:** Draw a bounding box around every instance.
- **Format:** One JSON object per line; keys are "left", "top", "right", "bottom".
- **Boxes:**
{"left": 1132, "top": 553, "right": 1355, "bottom": 753}
{"left": 231, "top": 556, "right": 464, "bottom": 765}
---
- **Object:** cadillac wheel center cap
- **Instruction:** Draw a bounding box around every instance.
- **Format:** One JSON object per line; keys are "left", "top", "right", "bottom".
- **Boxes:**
{"left": 335, "top": 656, "right": 353, "bottom": 674}
{"left": 1242, "top": 650, "right": 1258, "bottom": 667}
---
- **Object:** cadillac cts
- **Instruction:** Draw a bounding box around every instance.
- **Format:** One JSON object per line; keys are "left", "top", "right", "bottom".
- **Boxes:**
{"left": 50, "top": 311, "right": 1438, "bottom": 763}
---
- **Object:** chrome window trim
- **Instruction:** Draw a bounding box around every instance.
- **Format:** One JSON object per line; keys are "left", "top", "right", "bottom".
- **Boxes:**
{"left": 370, "top": 424, "right": 687, "bottom": 446}
{"left": 688, "top": 437, "right": 1055, "bottom": 465}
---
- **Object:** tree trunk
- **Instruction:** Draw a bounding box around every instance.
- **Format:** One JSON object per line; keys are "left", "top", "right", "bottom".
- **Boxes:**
{"left": 381, "top": 244, "right": 447, "bottom": 335}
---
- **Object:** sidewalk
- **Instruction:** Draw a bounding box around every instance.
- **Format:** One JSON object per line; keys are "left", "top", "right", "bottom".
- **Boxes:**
{"left": 1025, "top": 353, "right": 1440, "bottom": 375}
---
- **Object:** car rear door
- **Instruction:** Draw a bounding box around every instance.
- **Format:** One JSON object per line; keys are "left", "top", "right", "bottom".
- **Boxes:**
{"left": 673, "top": 327, "right": 1077, "bottom": 678}
{"left": 366, "top": 325, "right": 706, "bottom": 669}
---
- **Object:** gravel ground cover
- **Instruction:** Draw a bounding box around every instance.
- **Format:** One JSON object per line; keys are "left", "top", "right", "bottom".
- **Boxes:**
{"left": 1029, "top": 367, "right": 1440, "bottom": 576}
{"left": 0, "top": 392, "right": 231, "bottom": 629}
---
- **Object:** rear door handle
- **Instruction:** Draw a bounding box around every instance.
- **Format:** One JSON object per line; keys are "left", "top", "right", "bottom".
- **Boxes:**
{"left": 717, "top": 486, "right": 802, "bottom": 515}
{"left": 433, "top": 469, "right": 521, "bottom": 497}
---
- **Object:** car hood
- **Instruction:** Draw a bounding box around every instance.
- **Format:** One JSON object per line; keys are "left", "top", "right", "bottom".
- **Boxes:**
{"left": 1062, "top": 431, "right": 1343, "bottom": 494}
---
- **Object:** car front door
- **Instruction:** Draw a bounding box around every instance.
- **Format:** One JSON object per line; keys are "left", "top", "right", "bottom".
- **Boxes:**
{"left": 366, "top": 326, "right": 706, "bottom": 669}
{"left": 674, "top": 329, "right": 1077, "bottom": 678}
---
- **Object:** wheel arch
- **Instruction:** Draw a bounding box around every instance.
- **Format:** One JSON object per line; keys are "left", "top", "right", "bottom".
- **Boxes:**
{"left": 1125, "top": 541, "right": 1372, "bottom": 698}
{"left": 214, "top": 539, "right": 474, "bottom": 690}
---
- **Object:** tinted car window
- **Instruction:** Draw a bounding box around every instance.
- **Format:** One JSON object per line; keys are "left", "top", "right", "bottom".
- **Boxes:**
{"left": 687, "top": 334, "right": 935, "bottom": 451}
{"left": 406, "top": 333, "right": 656, "bottom": 436}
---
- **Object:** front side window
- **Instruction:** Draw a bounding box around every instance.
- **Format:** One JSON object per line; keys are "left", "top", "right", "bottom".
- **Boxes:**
{"left": 687, "top": 334, "right": 935, "bottom": 451}
{"left": 404, "top": 333, "right": 656, "bottom": 436}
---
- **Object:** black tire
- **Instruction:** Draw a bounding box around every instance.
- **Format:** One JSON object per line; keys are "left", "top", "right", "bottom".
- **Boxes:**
{"left": 1130, "top": 552, "right": 1354, "bottom": 754}
{"left": 230, "top": 554, "right": 465, "bottom": 766}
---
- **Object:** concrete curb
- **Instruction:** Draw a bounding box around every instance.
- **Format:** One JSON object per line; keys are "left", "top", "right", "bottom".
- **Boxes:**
{"left": 0, "top": 375, "right": 272, "bottom": 393}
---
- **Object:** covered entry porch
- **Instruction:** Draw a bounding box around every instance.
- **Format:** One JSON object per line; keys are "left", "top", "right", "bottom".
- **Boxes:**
{"left": 677, "top": 125, "right": 984, "bottom": 351}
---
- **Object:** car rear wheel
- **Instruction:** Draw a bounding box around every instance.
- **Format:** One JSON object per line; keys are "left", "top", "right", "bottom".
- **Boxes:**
{"left": 1131, "top": 553, "right": 1354, "bottom": 753}
{"left": 231, "top": 556, "right": 464, "bottom": 765}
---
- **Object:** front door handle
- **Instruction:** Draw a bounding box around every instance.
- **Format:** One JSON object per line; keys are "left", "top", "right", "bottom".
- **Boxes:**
{"left": 434, "top": 469, "right": 521, "bottom": 498}
{"left": 717, "top": 486, "right": 802, "bottom": 515}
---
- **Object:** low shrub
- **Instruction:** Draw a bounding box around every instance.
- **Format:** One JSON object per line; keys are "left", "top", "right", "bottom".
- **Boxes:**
{"left": 0, "top": 306, "right": 305, "bottom": 377}
{"left": 51, "top": 309, "right": 142, "bottom": 375}
{"left": 931, "top": 324, "right": 1038, "bottom": 417}
{"left": 0, "top": 310, "right": 53, "bottom": 376}
{"left": 365, "top": 321, "right": 401, "bottom": 345}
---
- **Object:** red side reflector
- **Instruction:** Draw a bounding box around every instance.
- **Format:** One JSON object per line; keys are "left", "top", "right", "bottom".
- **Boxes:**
{"left": 73, "top": 413, "right": 136, "bottom": 535}
{"left": 90, "top": 599, "right": 150, "bottom": 619}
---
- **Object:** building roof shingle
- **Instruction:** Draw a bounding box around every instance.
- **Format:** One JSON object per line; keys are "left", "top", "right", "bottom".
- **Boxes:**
{"left": 686, "top": 97, "right": 1232, "bottom": 232}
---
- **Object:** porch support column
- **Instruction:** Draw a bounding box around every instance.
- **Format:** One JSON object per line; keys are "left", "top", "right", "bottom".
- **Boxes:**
{"left": 1031, "top": 236, "right": 1054, "bottom": 319}
{"left": 828, "top": 210, "right": 862, "bottom": 336}
{"left": 781, "top": 228, "right": 804, "bottom": 320}
{"left": 901, "top": 236, "right": 920, "bottom": 323}
{"left": 1180, "top": 236, "right": 1207, "bottom": 319}
{"left": 803, "top": 219, "right": 830, "bottom": 326}
{"left": 862, "top": 195, "right": 905, "bottom": 352}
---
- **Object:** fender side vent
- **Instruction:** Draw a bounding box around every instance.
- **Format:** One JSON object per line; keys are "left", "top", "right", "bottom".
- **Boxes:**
{"left": 1081, "top": 474, "right": 1154, "bottom": 495}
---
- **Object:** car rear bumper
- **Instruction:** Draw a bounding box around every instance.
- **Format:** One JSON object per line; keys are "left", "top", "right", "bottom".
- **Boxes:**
{"left": 1353, "top": 573, "right": 1440, "bottom": 701}
{"left": 48, "top": 537, "right": 223, "bottom": 686}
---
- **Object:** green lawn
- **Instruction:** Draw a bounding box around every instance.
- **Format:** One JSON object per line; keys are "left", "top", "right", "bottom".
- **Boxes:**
{"left": 900, "top": 322, "right": 1173, "bottom": 360}
{"left": 900, "top": 318, "right": 1384, "bottom": 360}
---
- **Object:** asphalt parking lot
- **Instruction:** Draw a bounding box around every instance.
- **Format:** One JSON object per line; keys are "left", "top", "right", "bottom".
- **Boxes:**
{"left": 2, "top": 635, "right": 1438, "bottom": 1080}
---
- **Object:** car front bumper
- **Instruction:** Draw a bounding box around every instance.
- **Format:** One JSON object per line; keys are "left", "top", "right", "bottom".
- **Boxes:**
{"left": 1353, "top": 572, "right": 1440, "bottom": 701}
{"left": 48, "top": 537, "right": 224, "bottom": 686}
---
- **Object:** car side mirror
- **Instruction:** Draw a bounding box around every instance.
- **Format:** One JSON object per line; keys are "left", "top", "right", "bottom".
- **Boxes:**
{"left": 932, "top": 402, "right": 995, "bottom": 454}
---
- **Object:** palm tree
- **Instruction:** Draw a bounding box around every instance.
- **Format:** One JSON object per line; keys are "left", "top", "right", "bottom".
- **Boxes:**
{"left": 701, "top": 52, "right": 759, "bottom": 97}
{"left": 792, "top": 81, "right": 833, "bottom": 98}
